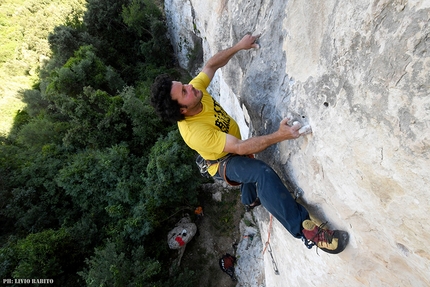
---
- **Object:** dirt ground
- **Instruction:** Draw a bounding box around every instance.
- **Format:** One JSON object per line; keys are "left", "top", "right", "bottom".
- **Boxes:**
{"left": 180, "top": 182, "right": 245, "bottom": 287}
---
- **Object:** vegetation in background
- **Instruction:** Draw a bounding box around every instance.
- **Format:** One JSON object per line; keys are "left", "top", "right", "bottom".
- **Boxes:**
{"left": 0, "top": 0, "right": 87, "bottom": 135}
{"left": 0, "top": 0, "right": 206, "bottom": 286}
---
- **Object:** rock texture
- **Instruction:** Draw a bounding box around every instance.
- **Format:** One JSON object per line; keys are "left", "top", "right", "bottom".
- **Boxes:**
{"left": 165, "top": 0, "right": 430, "bottom": 286}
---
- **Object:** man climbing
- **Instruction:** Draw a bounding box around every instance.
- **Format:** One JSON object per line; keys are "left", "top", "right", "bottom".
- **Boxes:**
{"left": 150, "top": 33, "right": 348, "bottom": 254}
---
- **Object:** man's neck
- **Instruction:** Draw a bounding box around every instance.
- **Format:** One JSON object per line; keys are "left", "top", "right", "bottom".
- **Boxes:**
{"left": 184, "top": 102, "right": 203, "bottom": 117}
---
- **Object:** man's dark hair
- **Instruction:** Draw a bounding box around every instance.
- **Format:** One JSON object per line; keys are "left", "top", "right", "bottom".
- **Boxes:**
{"left": 150, "top": 74, "right": 185, "bottom": 124}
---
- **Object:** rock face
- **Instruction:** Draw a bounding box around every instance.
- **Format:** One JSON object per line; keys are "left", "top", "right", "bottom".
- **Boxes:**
{"left": 165, "top": 0, "right": 430, "bottom": 286}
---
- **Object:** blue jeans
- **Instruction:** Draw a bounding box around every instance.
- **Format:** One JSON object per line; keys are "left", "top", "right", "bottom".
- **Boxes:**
{"left": 215, "top": 156, "right": 309, "bottom": 238}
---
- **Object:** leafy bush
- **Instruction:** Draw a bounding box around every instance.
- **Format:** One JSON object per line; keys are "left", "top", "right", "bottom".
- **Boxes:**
{"left": 1, "top": 228, "right": 83, "bottom": 286}
{"left": 145, "top": 130, "right": 201, "bottom": 207}
{"left": 79, "top": 241, "right": 161, "bottom": 287}
{"left": 1, "top": 0, "right": 204, "bottom": 285}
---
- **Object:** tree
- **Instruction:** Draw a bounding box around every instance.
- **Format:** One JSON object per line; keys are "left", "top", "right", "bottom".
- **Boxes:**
{"left": 83, "top": 0, "right": 142, "bottom": 78}
{"left": 5, "top": 228, "right": 83, "bottom": 286}
{"left": 1, "top": 0, "right": 201, "bottom": 285}
{"left": 145, "top": 129, "right": 202, "bottom": 207}
{"left": 47, "top": 45, "right": 125, "bottom": 98}
{"left": 15, "top": 117, "right": 67, "bottom": 151}
{"left": 120, "top": 85, "right": 171, "bottom": 155}
{"left": 122, "top": 0, "right": 162, "bottom": 38}
{"left": 1, "top": 144, "right": 72, "bottom": 233}
{"left": 21, "top": 88, "right": 50, "bottom": 117}
{"left": 122, "top": 0, "right": 174, "bottom": 67}
{"left": 55, "top": 145, "right": 145, "bottom": 215}
{"left": 79, "top": 241, "right": 161, "bottom": 287}
{"left": 48, "top": 25, "right": 95, "bottom": 68}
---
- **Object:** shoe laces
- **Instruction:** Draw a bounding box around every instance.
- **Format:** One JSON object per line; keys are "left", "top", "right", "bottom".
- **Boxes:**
{"left": 311, "top": 222, "right": 334, "bottom": 244}
{"left": 302, "top": 222, "right": 334, "bottom": 251}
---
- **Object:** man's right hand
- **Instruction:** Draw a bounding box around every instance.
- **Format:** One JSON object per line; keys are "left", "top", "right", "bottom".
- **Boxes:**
{"left": 223, "top": 118, "right": 302, "bottom": 155}
{"left": 277, "top": 118, "right": 301, "bottom": 140}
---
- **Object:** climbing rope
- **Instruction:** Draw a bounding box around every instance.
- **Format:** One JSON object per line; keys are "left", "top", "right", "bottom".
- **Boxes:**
{"left": 262, "top": 215, "right": 279, "bottom": 275}
{"left": 262, "top": 214, "right": 273, "bottom": 254}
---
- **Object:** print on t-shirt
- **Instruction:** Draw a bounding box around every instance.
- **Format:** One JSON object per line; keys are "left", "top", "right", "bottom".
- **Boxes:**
{"left": 213, "top": 98, "right": 230, "bottom": 133}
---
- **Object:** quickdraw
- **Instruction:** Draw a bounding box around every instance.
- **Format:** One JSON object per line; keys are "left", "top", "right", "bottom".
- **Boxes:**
{"left": 266, "top": 242, "right": 279, "bottom": 275}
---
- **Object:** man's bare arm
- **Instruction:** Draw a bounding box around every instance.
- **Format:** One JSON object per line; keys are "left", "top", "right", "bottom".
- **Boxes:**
{"left": 223, "top": 118, "right": 302, "bottom": 155}
{"left": 202, "top": 33, "right": 260, "bottom": 80}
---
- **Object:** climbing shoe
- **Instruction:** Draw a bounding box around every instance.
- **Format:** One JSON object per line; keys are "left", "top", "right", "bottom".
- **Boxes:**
{"left": 245, "top": 197, "right": 261, "bottom": 212}
{"left": 302, "top": 220, "right": 349, "bottom": 254}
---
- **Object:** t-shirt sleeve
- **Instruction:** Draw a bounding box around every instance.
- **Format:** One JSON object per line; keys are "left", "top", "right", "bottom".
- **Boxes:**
{"left": 189, "top": 72, "right": 210, "bottom": 90}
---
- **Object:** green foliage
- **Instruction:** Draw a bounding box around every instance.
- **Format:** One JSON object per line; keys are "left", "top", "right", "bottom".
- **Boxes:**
{"left": 1, "top": 145, "right": 72, "bottom": 233}
{"left": 145, "top": 130, "right": 201, "bottom": 207}
{"left": 83, "top": 0, "right": 142, "bottom": 78}
{"left": 0, "top": 1, "right": 25, "bottom": 67}
{"left": 11, "top": 109, "right": 31, "bottom": 131}
{"left": 0, "top": 40, "right": 19, "bottom": 66}
{"left": 12, "top": 228, "right": 71, "bottom": 278}
{"left": 138, "top": 18, "right": 174, "bottom": 67}
{"left": 0, "top": 0, "right": 87, "bottom": 134}
{"left": 48, "top": 25, "right": 95, "bottom": 68}
{"left": 122, "top": 0, "right": 162, "bottom": 37}
{"left": 16, "top": 117, "right": 67, "bottom": 150}
{"left": 79, "top": 241, "right": 161, "bottom": 287}
{"left": 56, "top": 145, "right": 145, "bottom": 212}
{"left": 162, "top": 267, "right": 199, "bottom": 287}
{"left": 61, "top": 88, "right": 128, "bottom": 149}
{"left": 84, "top": 0, "right": 130, "bottom": 38}
{"left": 22, "top": 88, "right": 50, "bottom": 117}
{"left": 120, "top": 85, "right": 170, "bottom": 153}
{"left": 122, "top": 0, "right": 176, "bottom": 77}
{"left": 44, "top": 84, "right": 129, "bottom": 149}
{"left": 0, "top": 228, "right": 83, "bottom": 286}
{"left": 1, "top": 0, "right": 204, "bottom": 286}
{"left": 48, "top": 45, "right": 125, "bottom": 98}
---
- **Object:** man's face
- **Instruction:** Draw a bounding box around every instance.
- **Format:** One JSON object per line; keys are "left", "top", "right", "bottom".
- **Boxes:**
{"left": 171, "top": 81, "right": 203, "bottom": 115}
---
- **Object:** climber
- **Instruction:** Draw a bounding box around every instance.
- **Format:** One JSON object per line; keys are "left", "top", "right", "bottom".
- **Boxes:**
{"left": 150, "top": 33, "right": 348, "bottom": 254}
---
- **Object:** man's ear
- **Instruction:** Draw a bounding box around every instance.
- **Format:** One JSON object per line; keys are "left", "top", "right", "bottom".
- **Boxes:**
{"left": 179, "top": 107, "right": 187, "bottom": 114}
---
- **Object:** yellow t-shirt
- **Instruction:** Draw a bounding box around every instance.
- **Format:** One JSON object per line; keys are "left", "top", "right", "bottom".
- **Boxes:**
{"left": 177, "top": 72, "right": 241, "bottom": 175}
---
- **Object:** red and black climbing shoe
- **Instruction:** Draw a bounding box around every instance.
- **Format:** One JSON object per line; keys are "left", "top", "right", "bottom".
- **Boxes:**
{"left": 245, "top": 197, "right": 261, "bottom": 212}
{"left": 301, "top": 220, "right": 349, "bottom": 254}
{"left": 219, "top": 253, "right": 237, "bottom": 281}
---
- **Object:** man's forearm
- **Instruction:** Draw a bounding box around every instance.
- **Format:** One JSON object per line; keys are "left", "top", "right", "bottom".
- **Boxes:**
{"left": 224, "top": 118, "right": 301, "bottom": 155}
{"left": 202, "top": 34, "right": 259, "bottom": 79}
{"left": 236, "top": 132, "right": 284, "bottom": 155}
{"left": 205, "top": 45, "right": 242, "bottom": 71}
{"left": 225, "top": 131, "right": 286, "bottom": 155}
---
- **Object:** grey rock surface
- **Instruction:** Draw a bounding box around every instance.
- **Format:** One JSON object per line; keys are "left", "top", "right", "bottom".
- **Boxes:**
{"left": 165, "top": 0, "right": 430, "bottom": 286}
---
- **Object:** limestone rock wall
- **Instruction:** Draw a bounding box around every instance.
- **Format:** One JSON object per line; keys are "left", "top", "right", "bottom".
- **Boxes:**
{"left": 165, "top": 0, "right": 430, "bottom": 286}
